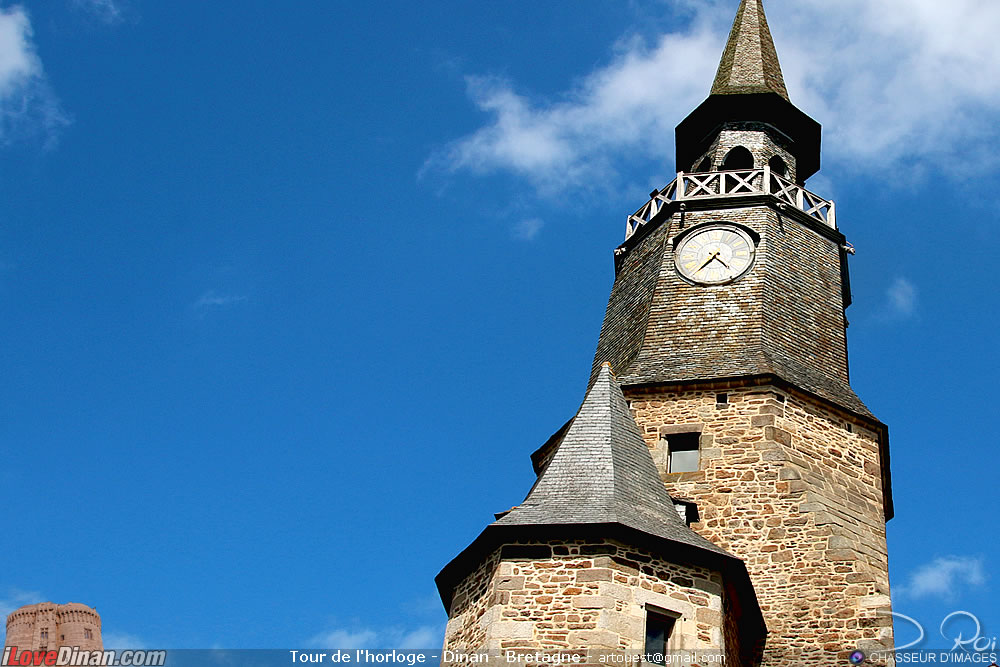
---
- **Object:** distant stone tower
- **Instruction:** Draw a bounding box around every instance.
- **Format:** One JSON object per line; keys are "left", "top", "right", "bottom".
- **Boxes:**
{"left": 438, "top": 0, "right": 893, "bottom": 665}
{"left": 4, "top": 603, "right": 103, "bottom": 653}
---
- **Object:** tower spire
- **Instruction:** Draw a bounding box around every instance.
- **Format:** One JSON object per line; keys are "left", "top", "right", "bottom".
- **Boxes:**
{"left": 712, "top": 0, "right": 789, "bottom": 100}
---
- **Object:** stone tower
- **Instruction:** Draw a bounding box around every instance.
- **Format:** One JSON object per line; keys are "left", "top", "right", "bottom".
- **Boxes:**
{"left": 438, "top": 1, "right": 893, "bottom": 664}
{"left": 4, "top": 603, "right": 103, "bottom": 653}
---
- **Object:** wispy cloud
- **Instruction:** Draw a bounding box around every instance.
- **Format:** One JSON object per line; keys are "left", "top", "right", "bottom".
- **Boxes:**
{"left": 512, "top": 218, "right": 544, "bottom": 241}
{"left": 194, "top": 290, "right": 249, "bottom": 310}
{"left": 71, "top": 0, "right": 124, "bottom": 24}
{"left": 430, "top": 0, "right": 1000, "bottom": 193}
{"left": 307, "top": 624, "right": 443, "bottom": 649}
{"left": 0, "top": 6, "right": 70, "bottom": 148}
{"left": 102, "top": 632, "right": 146, "bottom": 650}
{"left": 886, "top": 277, "right": 918, "bottom": 318}
{"left": 427, "top": 23, "right": 721, "bottom": 194}
{"left": 895, "top": 556, "right": 987, "bottom": 601}
{"left": 0, "top": 589, "right": 44, "bottom": 619}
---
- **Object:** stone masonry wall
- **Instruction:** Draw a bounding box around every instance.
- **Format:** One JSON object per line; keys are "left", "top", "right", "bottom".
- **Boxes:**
{"left": 628, "top": 384, "right": 892, "bottom": 664}
{"left": 443, "top": 539, "right": 732, "bottom": 660}
{"left": 690, "top": 124, "right": 797, "bottom": 183}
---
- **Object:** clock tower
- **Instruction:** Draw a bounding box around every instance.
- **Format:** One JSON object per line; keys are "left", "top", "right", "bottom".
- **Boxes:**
{"left": 437, "top": 1, "right": 894, "bottom": 664}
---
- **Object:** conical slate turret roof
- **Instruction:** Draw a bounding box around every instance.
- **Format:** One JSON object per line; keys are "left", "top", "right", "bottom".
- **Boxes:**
{"left": 711, "top": 0, "right": 789, "bottom": 100}
{"left": 496, "top": 363, "right": 728, "bottom": 557}
{"left": 436, "top": 364, "right": 766, "bottom": 652}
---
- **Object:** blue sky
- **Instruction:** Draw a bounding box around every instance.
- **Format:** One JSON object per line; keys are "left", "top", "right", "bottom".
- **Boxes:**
{"left": 1, "top": 0, "right": 998, "bottom": 653}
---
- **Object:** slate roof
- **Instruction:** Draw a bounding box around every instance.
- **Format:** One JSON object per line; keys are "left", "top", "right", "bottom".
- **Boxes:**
{"left": 711, "top": 0, "right": 789, "bottom": 100}
{"left": 496, "top": 363, "right": 731, "bottom": 558}
{"left": 589, "top": 218, "right": 876, "bottom": 419}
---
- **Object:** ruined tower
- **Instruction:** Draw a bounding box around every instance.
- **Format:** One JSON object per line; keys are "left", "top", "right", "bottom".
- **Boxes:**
{"left": 437, "top": 1, "right": 893, "bottom": 664}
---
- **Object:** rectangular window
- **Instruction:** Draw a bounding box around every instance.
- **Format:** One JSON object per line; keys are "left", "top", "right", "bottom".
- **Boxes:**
{"left": 644, "top": 609, "right": 677, "bottom": 664}
{"left": 667, "top": 433, "right": 700, "bottom": 473}
{"left": 40, "top": 629, "right": 48, "bottom": 639}
{"left": 84, "top": 629, "right": 93, "bottom": 639}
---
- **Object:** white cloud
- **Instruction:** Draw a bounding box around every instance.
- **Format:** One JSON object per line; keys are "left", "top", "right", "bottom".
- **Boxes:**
{"left": 194, "top": 291, "right": 249, "bottom": 309}
{"left": 886, "top": 277, "right": 917, "bottom": 317}
{"left": 307, "top": 625, "right": 443, "bottom": 649}
{"left": 72, "top": 0, "right": 124, "bottom": 24}
{"left": 308, "top": 629, "right": 377, "bottom": 649}
{"left": 0, "top": 589, "right": 44, "bottom": 619}
{"left": 895, "top": 556, "right": 986, "bottom": 601}
{"left": 429, "top": 23, "right": 721, "bottom": 194}
{"left": 432, "top": 0, "right": 1000, "bottom": 193}
{"left": 512, "top": 218, "right": 544, "bottom": 241}
{"left": 0, "top": 6, "right": 69, "bottom": 147}
{"left": 102, "top": 632, "right": 146, "bottom": 650}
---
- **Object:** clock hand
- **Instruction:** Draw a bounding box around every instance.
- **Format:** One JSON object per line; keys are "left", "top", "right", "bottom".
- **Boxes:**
{"left": 697, "top": 250, "right": 721, "bottom": 272}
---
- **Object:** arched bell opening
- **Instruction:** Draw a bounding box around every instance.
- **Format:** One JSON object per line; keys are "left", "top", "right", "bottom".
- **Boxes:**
{"left": 768, "top": 155, "right": 788, "bottom": 177}
{"left": 721, "top": 146, "right": 753, "bottom": 170}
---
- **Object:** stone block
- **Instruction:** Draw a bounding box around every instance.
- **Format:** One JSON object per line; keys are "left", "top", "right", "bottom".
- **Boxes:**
{"left": 859, "top": 595, "right": 891, "bottom": 609}
{"left": 576, "top": 568, "right": 613, "bottom": 583}
{"left": 495, "top": 576, "right": 526, "bottom": 591}
{"left": 572, "top": 596, "right": 615, "bottom": 609}
{"left": 566, "top": 629, "right": 619, "bottom": 648}
{"left": 490, "top": 620, "right": 535, "bottom": 640}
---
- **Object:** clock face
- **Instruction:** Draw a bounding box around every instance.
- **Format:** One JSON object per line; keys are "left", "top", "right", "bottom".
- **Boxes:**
{"left": 674, "top": 224, "right": 755, "bottom": 285}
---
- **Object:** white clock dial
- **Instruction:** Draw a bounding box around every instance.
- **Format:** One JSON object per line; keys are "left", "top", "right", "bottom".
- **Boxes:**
{"left": 674, "top": 224, "right": 755, "bottom": 285}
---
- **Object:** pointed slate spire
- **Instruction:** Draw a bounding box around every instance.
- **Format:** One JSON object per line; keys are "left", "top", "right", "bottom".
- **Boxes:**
{"left": 675, "top": 0, "right": 820, "bottom": 179}
{"left": 495, "top": 363, "right": 728, "bottom": 556}
{"left": 712, "top": 0, "right": 789, "bottom": 100}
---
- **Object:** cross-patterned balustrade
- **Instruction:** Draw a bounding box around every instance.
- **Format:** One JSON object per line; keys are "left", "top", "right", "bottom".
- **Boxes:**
{"left": 625, "top": 168, "right": 836, "bottom": 240}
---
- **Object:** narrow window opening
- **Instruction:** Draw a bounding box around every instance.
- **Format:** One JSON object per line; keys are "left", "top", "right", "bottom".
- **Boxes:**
{"left": 84, "top": 629, "right": 93, "bottom": 640}
{"left": 644, "top": 609, "right": 677, "bottom": 663}
{"left": 721, "top": 146, "right": 753, "bottom": 170}
{"left": 667, "top": 433, "right": 700, "bottom": 473}
{"left": 716, "top": 393, "right": 728, "bottom": 405}
{"left": 846, "top": 423, "right": 853, "bottom": 433}
{"left": 40, "top": 629, "right": 48, "bottom": 640}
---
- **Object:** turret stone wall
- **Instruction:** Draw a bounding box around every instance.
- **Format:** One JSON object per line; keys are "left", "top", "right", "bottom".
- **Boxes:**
{"left": 443, "top": 539, "right": 740, "bottom": 661}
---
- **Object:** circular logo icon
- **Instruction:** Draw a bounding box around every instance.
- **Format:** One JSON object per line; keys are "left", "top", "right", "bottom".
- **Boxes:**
{"left": 849, "top": 651, "right": 866, "bottom": 664}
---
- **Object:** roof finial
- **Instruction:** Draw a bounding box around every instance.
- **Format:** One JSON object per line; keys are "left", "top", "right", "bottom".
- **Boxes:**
{"left": 711, "top": 0, "right": 789, "bottom": 101}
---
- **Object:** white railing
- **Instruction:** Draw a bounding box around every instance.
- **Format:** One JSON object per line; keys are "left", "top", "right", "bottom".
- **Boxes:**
{"left": 625, "top": 167, "right": 836, "bottom": 239}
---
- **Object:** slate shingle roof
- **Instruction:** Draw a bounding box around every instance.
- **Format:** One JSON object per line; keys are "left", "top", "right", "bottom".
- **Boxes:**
{"left": 496, "top": 363, "right": 731, "bottom": 558}
{"left": 712, "top": 0, "right": 789, "bottom": 100}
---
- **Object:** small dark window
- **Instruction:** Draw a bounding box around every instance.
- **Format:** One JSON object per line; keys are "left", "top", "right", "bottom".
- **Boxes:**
{"left": 716, "top": 393, "right": 728, "bottom": 405}
{"left": 768, "top": 155, "right": 788, "bottom": 176}
{"left": 40, "top": 629, "right": 48, "bottom": 639}
{"left": 644, "top": 609, "right": 677, "bottom": 663}
{"left": 667, "top": 433, "right": 700, "bottom": 473}
{"left": 721, "top": 146, "right": 753, "bottom": 170}
{"left": 84, "top": 629, "right": 93, "bottom": 640}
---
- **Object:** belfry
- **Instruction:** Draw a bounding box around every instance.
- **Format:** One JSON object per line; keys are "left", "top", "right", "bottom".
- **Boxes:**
{"left": 436, "top": 1, "right": 894, "bottom": 664}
